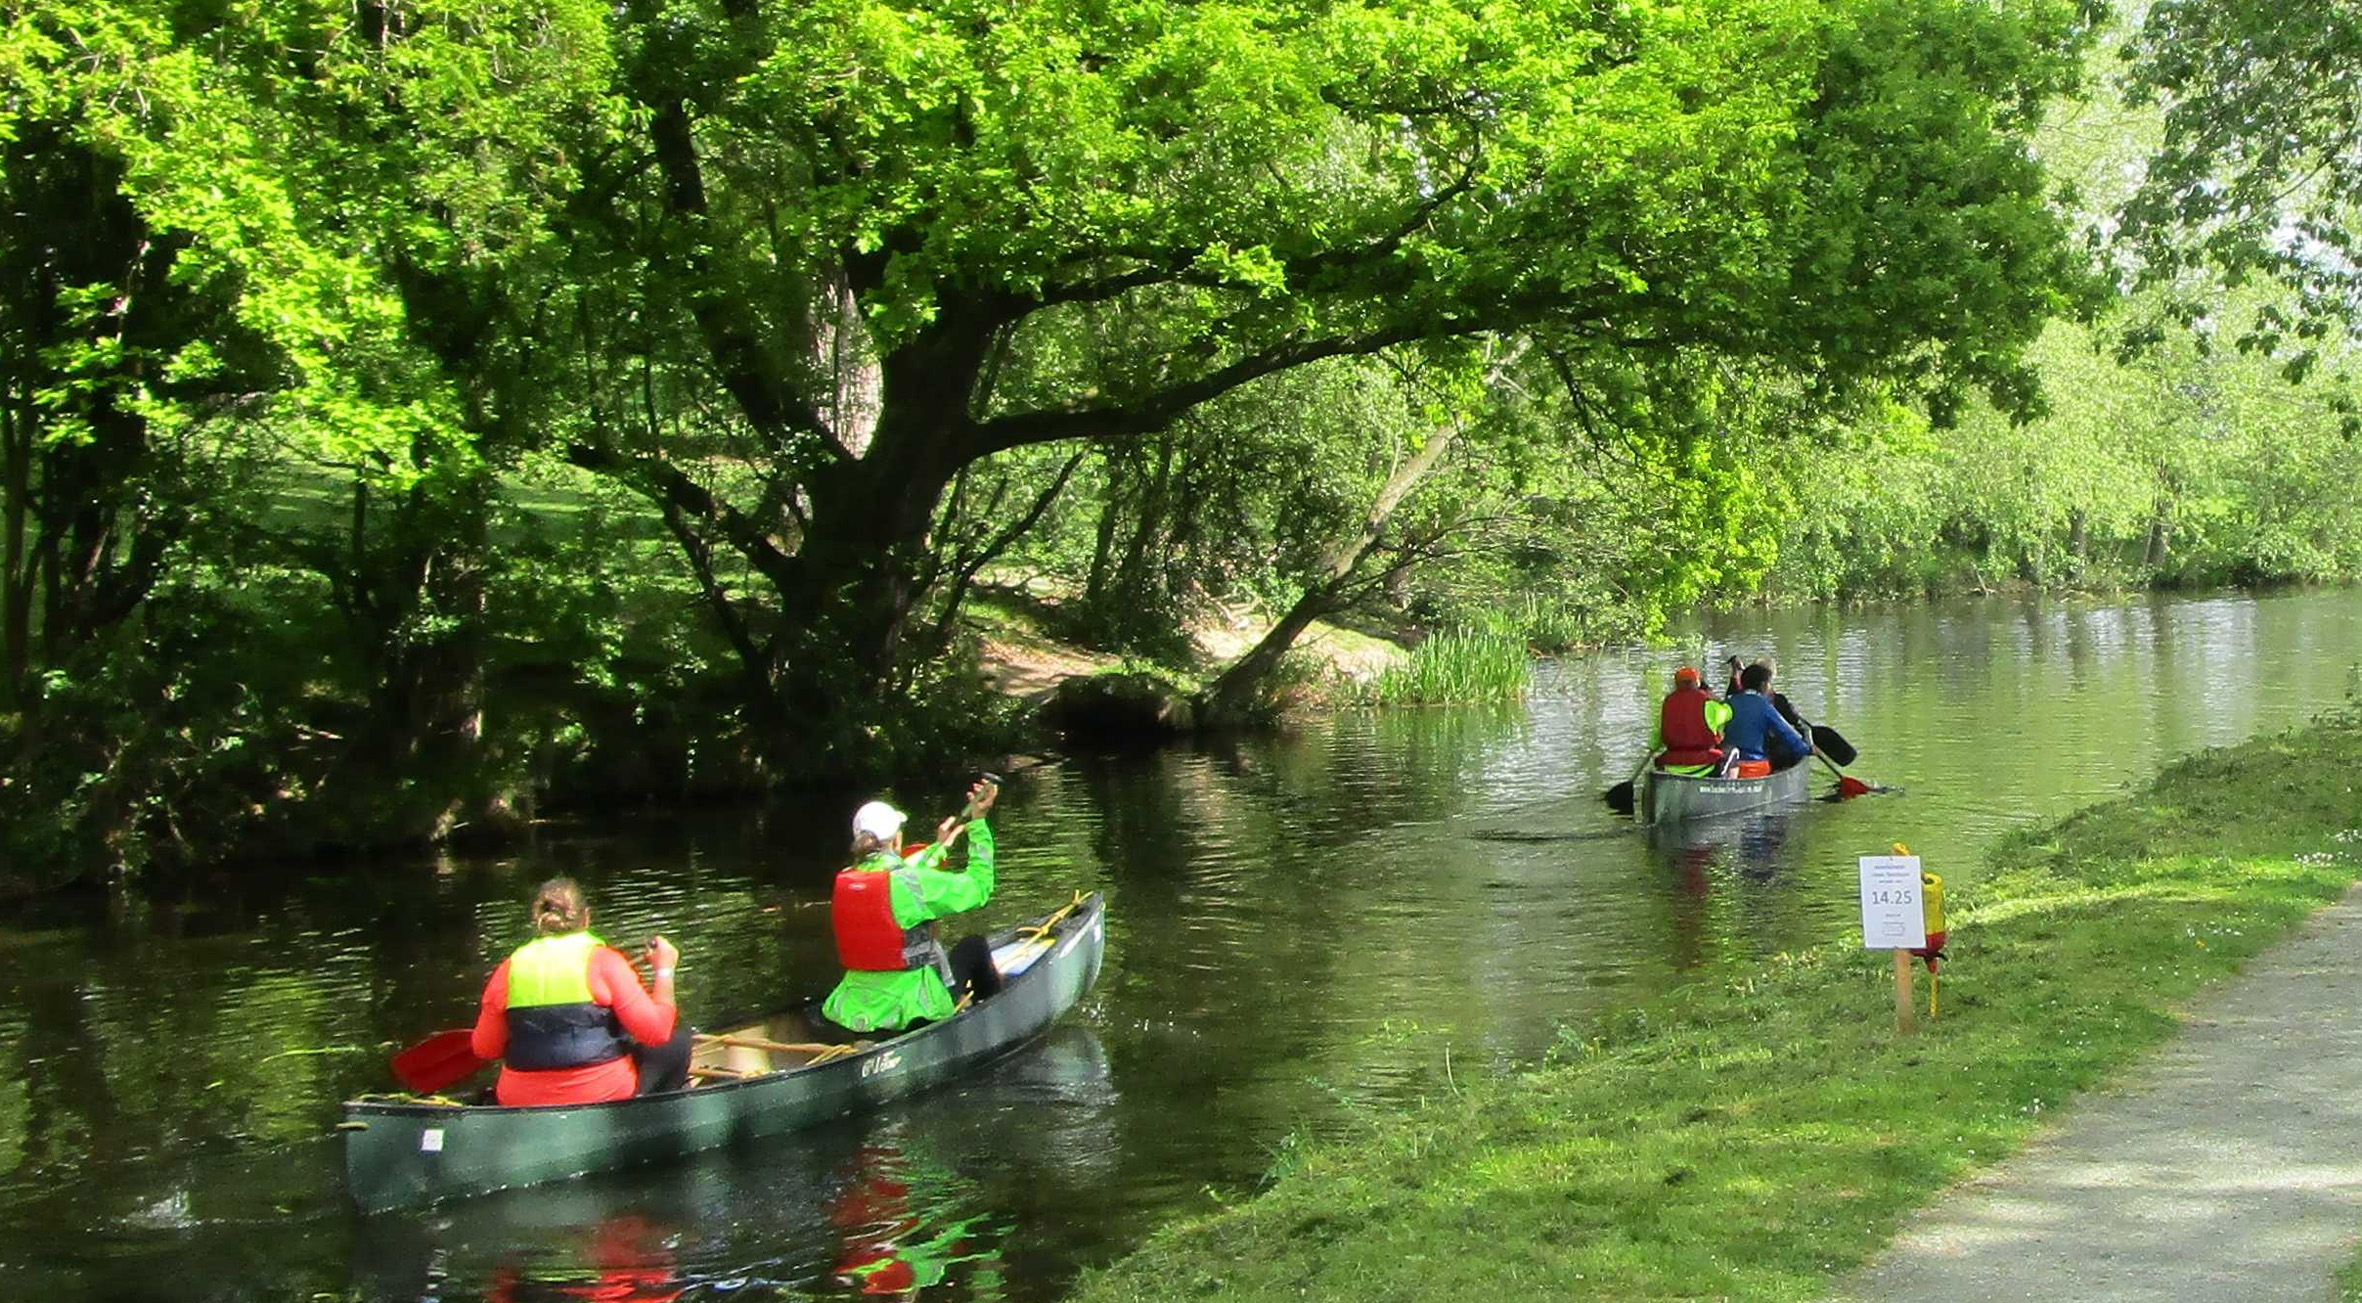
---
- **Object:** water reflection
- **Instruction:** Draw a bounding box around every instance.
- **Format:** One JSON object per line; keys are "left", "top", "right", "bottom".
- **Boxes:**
{"left": 829, "top": 1145, "right": 1000, "bottom": 1297}
{"left": 1643, "top": 810, "right": 1809, "bottom": 972}
{"left": 481, "top": 1214, "right": 682, "bottom": 1303}
{"left": 0, "top": 588, "right": 2357, "bottom": 1302}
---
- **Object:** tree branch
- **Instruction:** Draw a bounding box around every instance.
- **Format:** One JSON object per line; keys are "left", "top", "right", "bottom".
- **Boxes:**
{"left": 565, "top": 438, "right": 801, "bottom": 593}
{"left": 972, "top": 320, "right": 1480, "bottom": 455}
{"left": 648, "top": 99, "right": 846, "bottom": 463}
{"left": 919, "top": 449, "right": 1088, "bottom": 661}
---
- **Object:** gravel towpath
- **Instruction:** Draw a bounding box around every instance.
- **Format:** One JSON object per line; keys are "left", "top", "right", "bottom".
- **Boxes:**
{"left": 1831, "top": 885, "right": 2362, "bottom": 1303}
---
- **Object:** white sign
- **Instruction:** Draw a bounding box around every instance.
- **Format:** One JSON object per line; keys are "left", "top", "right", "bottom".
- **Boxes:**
{"left": 1859, "top": 855, "right": 1927, "bottom": 950}
{"left": 420, "top": 1128, "right": 445, "bottom": 1154}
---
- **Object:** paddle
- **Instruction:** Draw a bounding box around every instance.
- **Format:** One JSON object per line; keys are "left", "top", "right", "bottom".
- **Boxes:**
{"left": 1601, "top": 755, "right": 1650, "bottom": 815}
{"left": 390, "top": 1028, "right": 484, "bottom": 1094}
{"left": 1809, "top": 749, "right": 1876, "bottom": 800}
{"left": 1808, "top": 721, "right": 1857, "bottom": 767}
{"left": 926, "top": 772, "right": 1003, "bottom": 854}
{"left": 1789, "top": 707, "right": 1878, "bottom": 800}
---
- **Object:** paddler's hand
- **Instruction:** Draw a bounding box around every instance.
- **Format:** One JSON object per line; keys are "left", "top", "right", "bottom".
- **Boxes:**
{"left": 643, "top": 935, "right": 679, "bottom": 975}
{"left": 938, "top": 778, "right": 999, "bottom": 840}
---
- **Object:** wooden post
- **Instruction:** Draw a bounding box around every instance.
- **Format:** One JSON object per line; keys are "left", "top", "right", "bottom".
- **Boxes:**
{"left": 1893, "top": 948, "right": 1916, "bottom": 1035}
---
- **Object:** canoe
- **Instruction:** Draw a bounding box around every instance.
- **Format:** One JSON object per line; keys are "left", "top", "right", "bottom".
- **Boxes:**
{"left": 1640, "top": 762, "right": 1813, "bottom": 825}
{"left": 340, "top": 893, "right": 1106, "bottom": 1213}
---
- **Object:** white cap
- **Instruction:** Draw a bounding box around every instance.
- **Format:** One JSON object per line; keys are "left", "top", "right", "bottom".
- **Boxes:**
{"left": 851, "top": 800, "right": 907, "bottom": 841}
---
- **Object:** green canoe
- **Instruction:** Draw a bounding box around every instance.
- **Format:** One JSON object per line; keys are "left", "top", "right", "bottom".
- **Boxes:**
{"left": 340, "top": 893, "right": 1106, "bottom": 1213}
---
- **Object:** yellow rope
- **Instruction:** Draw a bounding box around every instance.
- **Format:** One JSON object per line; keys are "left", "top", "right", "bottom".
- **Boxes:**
{"left": 695, "top": 1031, "right": 843, "bottom": 1055}
{"left": 989, "top": 891, "right": 1091, "bottom": 981}
{"left": 353, "top": 1092, "right": 468, "bottom": 1108}
{"left": 1013, "top": 891, "right": 1088, "bottom": 943}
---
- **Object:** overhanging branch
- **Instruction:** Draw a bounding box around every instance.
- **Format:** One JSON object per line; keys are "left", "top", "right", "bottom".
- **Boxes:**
{"left": 565, "top": 438, "right": 800, "bottom": 594}
{"left": 970, "top": 320, "right": 1485, "bottom": 455}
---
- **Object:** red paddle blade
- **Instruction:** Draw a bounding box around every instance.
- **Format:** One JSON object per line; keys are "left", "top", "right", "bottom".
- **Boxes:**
{"left": 1837, "top": 775, "right": 1874, "bottom": 799}
{"left": 391, "top": 1029, "right": 484, "bottom": 1094}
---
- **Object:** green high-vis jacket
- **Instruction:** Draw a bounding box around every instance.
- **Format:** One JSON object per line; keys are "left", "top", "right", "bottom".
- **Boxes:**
{"left": 822, "top": 820, "right": 996, "bottom": 1033}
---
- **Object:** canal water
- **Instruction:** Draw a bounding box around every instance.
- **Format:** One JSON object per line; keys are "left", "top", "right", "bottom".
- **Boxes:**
{"left": 3, "top": 587, "right": 2358, "bottom": 1301}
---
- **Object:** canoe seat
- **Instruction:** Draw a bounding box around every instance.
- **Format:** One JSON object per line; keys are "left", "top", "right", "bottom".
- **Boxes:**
{"left": 992, "top": 938, "right": 1053, "bottom": 979}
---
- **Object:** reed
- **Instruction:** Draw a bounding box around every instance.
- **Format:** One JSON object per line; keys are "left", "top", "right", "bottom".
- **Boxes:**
{"left": 1363, "top": 629, "right": 1531, "bottom": 705}
{"left": 1513, "top": 595, "right": 1589, "bottom": 654}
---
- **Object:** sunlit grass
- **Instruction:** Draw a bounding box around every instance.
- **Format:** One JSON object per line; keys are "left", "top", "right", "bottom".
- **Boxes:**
{"left": 1362, "top": 629, "right": 1531, "bottom": 705}
{"left": 1070, "top": 707, "right": 2362, "bottom": 1303}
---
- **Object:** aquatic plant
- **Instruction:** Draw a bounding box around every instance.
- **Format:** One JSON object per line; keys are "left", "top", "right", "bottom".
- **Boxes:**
{"left": 1363, "top": 630, "right": 1531, "bottom": 705}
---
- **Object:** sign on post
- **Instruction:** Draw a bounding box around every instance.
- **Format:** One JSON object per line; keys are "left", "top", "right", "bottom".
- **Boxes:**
{"left": 1858, "top": 854, "right": 1926, "bottom": 950}
{"left": 1861, "top": 851, "right": 1925, "bottom": 1035}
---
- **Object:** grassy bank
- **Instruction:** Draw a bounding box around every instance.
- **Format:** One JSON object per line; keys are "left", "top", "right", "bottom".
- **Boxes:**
{"left": 1071, "top": 705, "right": 2362, "bottom": 1303}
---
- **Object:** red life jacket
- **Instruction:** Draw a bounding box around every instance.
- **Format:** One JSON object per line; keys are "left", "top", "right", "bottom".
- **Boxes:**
{"left": 832, "top": 855, "right": 950, "bottom": 977}
{"left": 1658, "top": 687, "right": 1725, "bottom": 768}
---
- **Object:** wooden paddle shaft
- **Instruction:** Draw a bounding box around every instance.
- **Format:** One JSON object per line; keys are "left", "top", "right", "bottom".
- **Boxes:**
{"left": 932, "top": 774, "right": 1002, "bottom": 854}
{"left": 693, "top": 1032, "right": 839, "bottom": 1056}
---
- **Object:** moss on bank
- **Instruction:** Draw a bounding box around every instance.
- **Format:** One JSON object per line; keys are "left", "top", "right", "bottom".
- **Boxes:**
{"left": 1070, "top": 707, "right": 2362, "bottom": 1303}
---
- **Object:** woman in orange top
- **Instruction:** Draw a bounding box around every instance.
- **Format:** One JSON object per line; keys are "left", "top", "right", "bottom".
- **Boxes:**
{"left": 470, "top": 878, "right": 691, "bottom": 1106}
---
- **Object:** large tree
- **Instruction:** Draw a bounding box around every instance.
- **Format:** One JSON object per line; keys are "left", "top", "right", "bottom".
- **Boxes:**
{"left": 27, "top": 0, "right": 2098, "bottom": 771}
{"left": 562, "top": 0, "right": 2095, "bottom": 754}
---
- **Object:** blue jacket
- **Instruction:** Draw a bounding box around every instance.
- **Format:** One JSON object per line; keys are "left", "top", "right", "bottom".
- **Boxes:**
{"left": 1724, "top": 690, "right": 1808, "bottom": 762}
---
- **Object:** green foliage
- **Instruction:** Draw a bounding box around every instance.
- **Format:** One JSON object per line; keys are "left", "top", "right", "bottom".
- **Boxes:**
{"left": 1071, "top": 709, "right": 2362, "bottom": 1303}
{"left": 1759, "top": 298, "right": 2362, "bottom": 601}
{"left": 2115, "top": 0, "right": 2362, "bottom": 373}
{"left": 1506, "top": 596, "right": 1593, "bottom": 656}
{"left": 9, "top": 0, "right": 2333, "bottom": 888}
{"left": 1361, "top": 629, "right": 1530, "bottom": 706}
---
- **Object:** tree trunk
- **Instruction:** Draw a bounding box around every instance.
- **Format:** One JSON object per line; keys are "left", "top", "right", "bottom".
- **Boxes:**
{"left": 1204, "top": 587, "right": 1343, "bottom": 723}
{"left": 1082, "top": 466, "right": 1123, "bottom": 611}
{"left": 1, "top": 386, "right": 28, "bottom": 709}
{"left": 816, "top": 272, "right": 883, "bottom": 456}
{"left": 764, "top": 380, "right": 982, "bottom": 758}
{"left": 1204, "top": 411, "right": 1467, "bottom": 724}
{"left": 1204, "top": 344, "right": 1521, "bottom": 723}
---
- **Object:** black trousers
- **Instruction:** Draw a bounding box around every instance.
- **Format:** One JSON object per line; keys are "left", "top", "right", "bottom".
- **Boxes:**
{"left": 633, "top": 1024, "right": 695, "bottom": 1096}
{"left": 947, "top": 933, "right": 1005, "bottom": 1005}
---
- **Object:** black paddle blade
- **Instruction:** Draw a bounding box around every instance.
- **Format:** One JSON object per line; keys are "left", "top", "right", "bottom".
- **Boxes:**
{"left": 1601, "top": 780, "right": 1636, "bottom": 815}
{"left": 1810, "top": 724, "right": 1857, "bottom": 767}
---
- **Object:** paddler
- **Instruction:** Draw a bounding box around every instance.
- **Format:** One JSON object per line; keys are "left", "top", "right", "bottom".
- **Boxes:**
{"left": 820, "top": 777, "right": 1004, "bottom": 1039}
{"left": 1652, "top": 666, "right": 1733, "bottom": 776}
{"left": 1724, "top": 662, "right": 1817, "bottom": 777}
{"left": 470, "top": 877, "right": 692, "bottom": 1105}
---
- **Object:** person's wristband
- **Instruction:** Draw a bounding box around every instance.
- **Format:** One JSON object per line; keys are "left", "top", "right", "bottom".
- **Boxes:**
{"left": 654, "top": 966, "right": 676, "bottom": 979}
